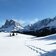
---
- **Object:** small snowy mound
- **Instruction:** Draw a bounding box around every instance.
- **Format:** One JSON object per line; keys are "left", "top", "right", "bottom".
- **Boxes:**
{"left": 38, "top": 34, "right": 56, "bottom": 40}
{"left": 41, "top": 50, "right": 56, "bottom": 56}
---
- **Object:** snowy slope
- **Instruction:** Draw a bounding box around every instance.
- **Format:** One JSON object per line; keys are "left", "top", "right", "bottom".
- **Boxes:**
{"left": 26, "top": 34, "right": 56, "bottom": 56}
{"left": 47, "top": 19, "right": 56, "bottom": 28}
{"left": 0, "top": 32, "right": 56, "bottom": 56}
{"left": 0, "top": 32, "right": 37, "bottom": 56}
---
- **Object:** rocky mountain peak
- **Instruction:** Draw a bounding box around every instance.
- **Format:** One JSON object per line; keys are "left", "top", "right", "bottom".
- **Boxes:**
{"left": 0, "top": 19, "right": 23, "bottom": 32}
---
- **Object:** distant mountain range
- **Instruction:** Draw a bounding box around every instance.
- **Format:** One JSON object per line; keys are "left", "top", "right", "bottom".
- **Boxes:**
{"left": 22, "top": 16, "right": 56, "bottom": 36}
{"left": 24, "top": 16, "right": 56, "bottom": 32}
{"left": 0, "top": 16, "right": 56, "bottom": 36}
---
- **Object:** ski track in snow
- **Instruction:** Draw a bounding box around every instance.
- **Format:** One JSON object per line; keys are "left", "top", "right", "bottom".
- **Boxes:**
{"left": 0, "top": 32, "right": 56, "bottom": 56}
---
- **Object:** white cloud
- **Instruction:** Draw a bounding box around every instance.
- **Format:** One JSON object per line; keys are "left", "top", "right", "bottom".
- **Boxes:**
{"left": 12, "top": 18, "right": 26, "bottom": 25}
{"left": 18, "top": 20, "right": 26, "bottom": 25}
{"left": 0, "top": 18, "right": 40, "bottom": 27}
{"left": 29, "top": 18, "right": 39, "bottom": 24}
{"left": 12, "top": 18, "right": 39, "bottom": 26}
{"left": 0, "top": 20, "right": 5, "bottom": 27}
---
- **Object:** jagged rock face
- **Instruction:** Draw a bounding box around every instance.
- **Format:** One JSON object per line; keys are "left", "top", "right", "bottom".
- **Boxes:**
{"left": 2, "top": 20, "right": 10, "bottom": 28}
{"left": 0, "top": 19, "right": 23, "bottom": 32}
{"left": 1, "top": 20, "right": 21, "bottom": 28}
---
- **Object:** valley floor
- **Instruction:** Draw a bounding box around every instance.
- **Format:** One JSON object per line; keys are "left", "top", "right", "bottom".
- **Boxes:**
{"left": 0, "top": 32, "right": 56, "bottom": 56}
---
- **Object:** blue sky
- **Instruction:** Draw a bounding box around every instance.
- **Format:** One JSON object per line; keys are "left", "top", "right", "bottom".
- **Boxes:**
{"left": 0, "top": 0, "right": 56, "bottom": 26}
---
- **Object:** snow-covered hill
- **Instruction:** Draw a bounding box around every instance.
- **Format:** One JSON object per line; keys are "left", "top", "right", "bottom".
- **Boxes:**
{"left": 0, "top": 32, "right": 56, "bottom": 56}
{"left": 0, "top": 20, "right": 23, "bottom": 32}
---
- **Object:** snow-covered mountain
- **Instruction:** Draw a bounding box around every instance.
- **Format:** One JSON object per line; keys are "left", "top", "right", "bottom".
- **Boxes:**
{"left": 24, "top": 16, "right": 56, "bottom": 31}
{"left": 47, "top": 17, "right": 56, "bottom": 28}
{"left": 0, "top": 16, "right": 56, "bottom": 33}
{"left": 0, "top": 19, "right": 23, "bottom": 32}
{"left": 30, "top": 18, "right": 52, "bottom": 30}
{"left": 23, "top": 24, "right": 33, "bottom": 32}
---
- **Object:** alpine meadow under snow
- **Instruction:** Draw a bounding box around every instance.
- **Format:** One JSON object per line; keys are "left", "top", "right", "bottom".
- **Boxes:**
{"left": 0, "top": 32, "right": 56, "bottom": 56}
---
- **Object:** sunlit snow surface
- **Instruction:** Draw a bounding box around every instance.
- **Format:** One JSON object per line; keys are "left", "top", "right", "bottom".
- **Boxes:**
{"left": 0, "top": 32, "right": 56, "bottom": 56}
